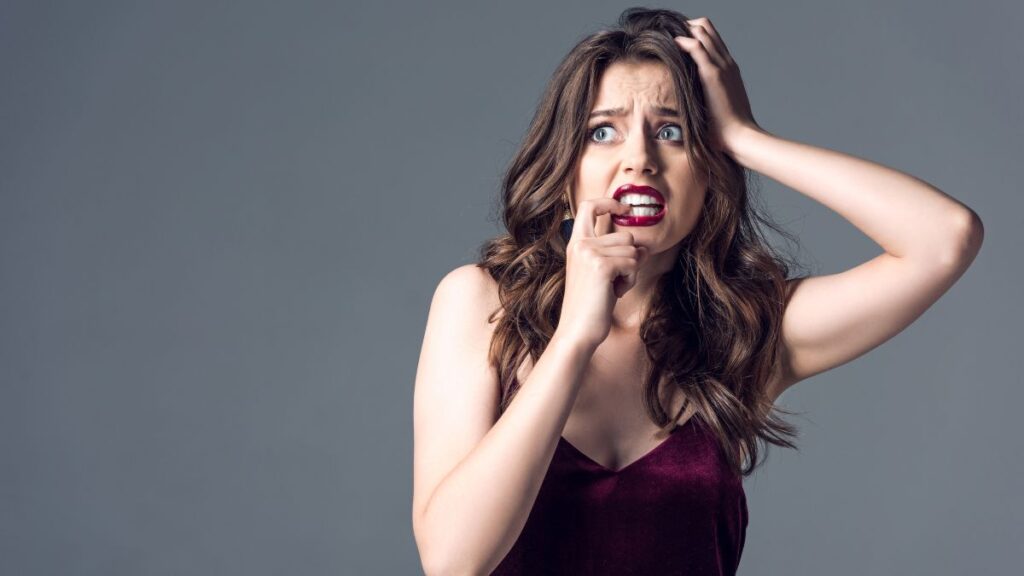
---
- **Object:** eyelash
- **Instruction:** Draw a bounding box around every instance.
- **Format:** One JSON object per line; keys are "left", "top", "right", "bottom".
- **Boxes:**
{"left": 587, "top": 123, "right": 685, "bottom": 144}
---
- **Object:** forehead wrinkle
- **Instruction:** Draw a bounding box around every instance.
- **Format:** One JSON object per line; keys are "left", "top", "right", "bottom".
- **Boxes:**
{"left": 591, "top": 65, "right": 680, "bottom": 120}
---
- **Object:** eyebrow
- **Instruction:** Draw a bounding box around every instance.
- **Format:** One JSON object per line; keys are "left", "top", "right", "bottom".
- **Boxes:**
{"left": 589, "top": 106, "right": 680, "bottom": 119}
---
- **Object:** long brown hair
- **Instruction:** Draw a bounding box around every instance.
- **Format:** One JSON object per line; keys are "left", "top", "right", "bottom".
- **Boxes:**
{"left": 476, "top": 7, "right": 808, "bottom": 477}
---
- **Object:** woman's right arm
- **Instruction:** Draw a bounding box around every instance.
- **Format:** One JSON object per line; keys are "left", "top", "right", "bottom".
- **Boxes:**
{"left": 413, "top": 198, "right": 642, "bottom": 575}
{"left": 411, "top": 263, "right": 595, "bottom": 576}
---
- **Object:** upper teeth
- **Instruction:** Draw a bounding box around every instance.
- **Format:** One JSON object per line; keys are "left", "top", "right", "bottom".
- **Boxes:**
{"left": 618, "top": 193, "right": 662, "bottom": 206}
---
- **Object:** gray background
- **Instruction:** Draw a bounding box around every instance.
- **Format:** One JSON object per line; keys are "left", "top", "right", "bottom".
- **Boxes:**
{"left": 2, "top": 1, "right": 1020, "bottom": 574}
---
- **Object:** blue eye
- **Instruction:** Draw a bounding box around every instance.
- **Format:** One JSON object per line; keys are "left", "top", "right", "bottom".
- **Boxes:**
{"left": 587, "top": 123, "right": 685, "bottom": 143}
{"left": 589, "top": 124, "right": 617, "bottom": 143}
{"left": 658, "top": 125, "right": 684, "bottom": 141}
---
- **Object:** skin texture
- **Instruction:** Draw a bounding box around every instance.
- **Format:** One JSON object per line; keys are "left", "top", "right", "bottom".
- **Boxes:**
{"left": 569, "top": 60, "right": 708, "bottom": 332}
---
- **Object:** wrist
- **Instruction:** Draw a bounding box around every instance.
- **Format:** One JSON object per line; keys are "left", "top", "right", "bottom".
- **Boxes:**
{"left": 550, "top": 328, "right": 598, "bottom": 359}
{"left": 724, "top": 123, "right": 769, "bottom": 162}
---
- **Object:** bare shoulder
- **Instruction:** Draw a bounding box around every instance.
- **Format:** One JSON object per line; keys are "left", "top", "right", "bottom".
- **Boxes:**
{"left": 412, "top": 263, "right": 502, "bottom": 534}
{"left": 428, "top": 264, "right": 503, "bottom": 345}
{"left": 434, "top": 263, "right": 501, "bottom": 318}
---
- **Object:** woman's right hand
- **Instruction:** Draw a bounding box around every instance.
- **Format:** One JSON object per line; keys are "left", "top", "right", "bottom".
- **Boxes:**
{"left": 558, "top": 197, "right": 649, "bottom": 350}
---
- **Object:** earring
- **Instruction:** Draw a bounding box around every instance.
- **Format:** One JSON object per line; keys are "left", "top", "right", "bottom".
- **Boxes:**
{"left": 560, "top": 189, "right": 575, "bottom": 242}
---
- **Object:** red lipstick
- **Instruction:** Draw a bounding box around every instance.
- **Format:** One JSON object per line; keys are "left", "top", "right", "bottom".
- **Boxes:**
{"left": 611, "top": 184, "right": 666, "bottom": 226}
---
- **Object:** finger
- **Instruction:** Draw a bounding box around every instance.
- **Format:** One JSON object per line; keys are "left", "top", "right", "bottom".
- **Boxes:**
{"left": 673, "top": 35, "right": 717, "bottom": 72}
{"left": 606, "top": 241, "right": 647, "bottom": 268}
{"left": 572, "top": 197, "right": 631, "bottom": 240}
{"left": 606, "top": 257, "right": 640, "bottom": 298}
{"left": 613, "top": 247, "right": 651, "bottom": 294}
{"left": 595, "top": 244, "right": 640, "bottom": 258}
{"left": 618, "top": 248, "right": 651, "bottom": 296}
{"left": 682, "top": 23, "right": 726, "bottom": 68}
{"left": 595, "top": 200, "right": 630, "bottom": 238}
{"left": 687, "top": 18, "right": 731, "bottom": 62}
{"left": 594, "top": 210, "right": 613, "bottom": 238}
{"left": 591, "top": 230, "right": 637, "bottom": 247}
{"left": 602, "top": 255, "right": 640, "bottom": 282}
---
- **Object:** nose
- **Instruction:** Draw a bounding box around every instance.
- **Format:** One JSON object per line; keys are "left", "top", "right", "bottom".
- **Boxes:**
{"left": 621, "top": 126, "right": 658, "bottom": 176}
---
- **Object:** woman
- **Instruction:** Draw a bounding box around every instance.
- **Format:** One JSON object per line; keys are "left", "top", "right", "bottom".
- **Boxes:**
{"left": 412, "top": 8, "right": 983, "bottom": 575}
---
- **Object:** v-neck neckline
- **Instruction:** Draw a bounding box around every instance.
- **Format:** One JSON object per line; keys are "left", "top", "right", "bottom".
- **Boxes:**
{"left": 558, "top": 418, "right": 694, "bottom": 474}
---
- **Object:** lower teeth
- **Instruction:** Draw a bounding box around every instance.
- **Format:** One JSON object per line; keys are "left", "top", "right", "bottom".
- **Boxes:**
{"left": 627, "top": 206, "right": 661, "bottom": 216}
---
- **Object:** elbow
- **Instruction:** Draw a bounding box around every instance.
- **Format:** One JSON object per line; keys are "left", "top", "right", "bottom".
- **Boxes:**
{"left": 414, "top": 515, "right": 445, "bottom": 576}
{"left": 421, "top": 555, "right": 480, "bottom": 576}
{"left": 414, "top": 513, "right": 479, "bottom": 576}
{"left": 417, "top": 539, "right": 448, "bottom": 576}
{"left": 936, "top": 208, "right": 984, "bottom": 269}
{"left": 420, "top": 548, "right": 483, "bottom": 576}
{"left": 420, "top": 547, "right": 484, "bottom": 576}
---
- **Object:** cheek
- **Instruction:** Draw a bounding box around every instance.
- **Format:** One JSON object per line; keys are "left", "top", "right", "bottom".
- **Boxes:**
{"left": 578, "top": 154, "right": 614, "bottom": 180}
{"left": 671, "top": 190, "right": 707, "bottom": 229}
{"left": 575, "top": 175, "right": 607, "bottom": 201}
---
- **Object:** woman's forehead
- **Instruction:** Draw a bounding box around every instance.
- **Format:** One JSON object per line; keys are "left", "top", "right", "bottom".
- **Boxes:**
{"left": 593, "top": 61, "right": 679, "bottom": 114}
{"left": 593, "top": 61, "right": 678, "bottom": 112}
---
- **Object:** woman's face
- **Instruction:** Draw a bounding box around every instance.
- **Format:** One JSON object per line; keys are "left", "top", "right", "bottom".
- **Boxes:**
{"left": 571, "top": 59, "right": 707, "bottom": 261}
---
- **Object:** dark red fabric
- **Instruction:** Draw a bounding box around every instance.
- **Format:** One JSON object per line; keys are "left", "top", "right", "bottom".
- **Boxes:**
{"left": 491, "top": 416, "right": 748, "bottom": 575}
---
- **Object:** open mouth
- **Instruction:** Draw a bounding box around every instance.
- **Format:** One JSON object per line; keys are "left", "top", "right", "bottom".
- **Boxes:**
{"left": 612, "top": 184, "right": 667, "bottom": 226}
{"left": 617, "top": 192, "right": 665, "bottom": 217}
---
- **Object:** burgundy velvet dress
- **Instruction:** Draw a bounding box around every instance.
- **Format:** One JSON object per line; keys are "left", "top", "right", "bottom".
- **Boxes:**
{"left": 490, "top": 416, "right": 748, "bottom": 575}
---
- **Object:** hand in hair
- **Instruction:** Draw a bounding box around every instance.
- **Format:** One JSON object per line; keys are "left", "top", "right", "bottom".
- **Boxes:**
{"left": 675, "top": 17, "right": 760, "bottom": 154}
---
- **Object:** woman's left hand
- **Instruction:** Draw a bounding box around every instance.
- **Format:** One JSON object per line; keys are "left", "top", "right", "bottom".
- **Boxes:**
{"left": 674, "top": 17, "right": 759, "bottom": 154}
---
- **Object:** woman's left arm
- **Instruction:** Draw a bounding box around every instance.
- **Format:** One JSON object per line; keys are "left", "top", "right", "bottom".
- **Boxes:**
{"left": 729, "top": 125, "right": 984, "bottom": 400}
{"left": 678, "top": 17, "right": 985, "bottom": 401}
{"left": 728, "top": 125, "right": 983, "bottom": 267}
